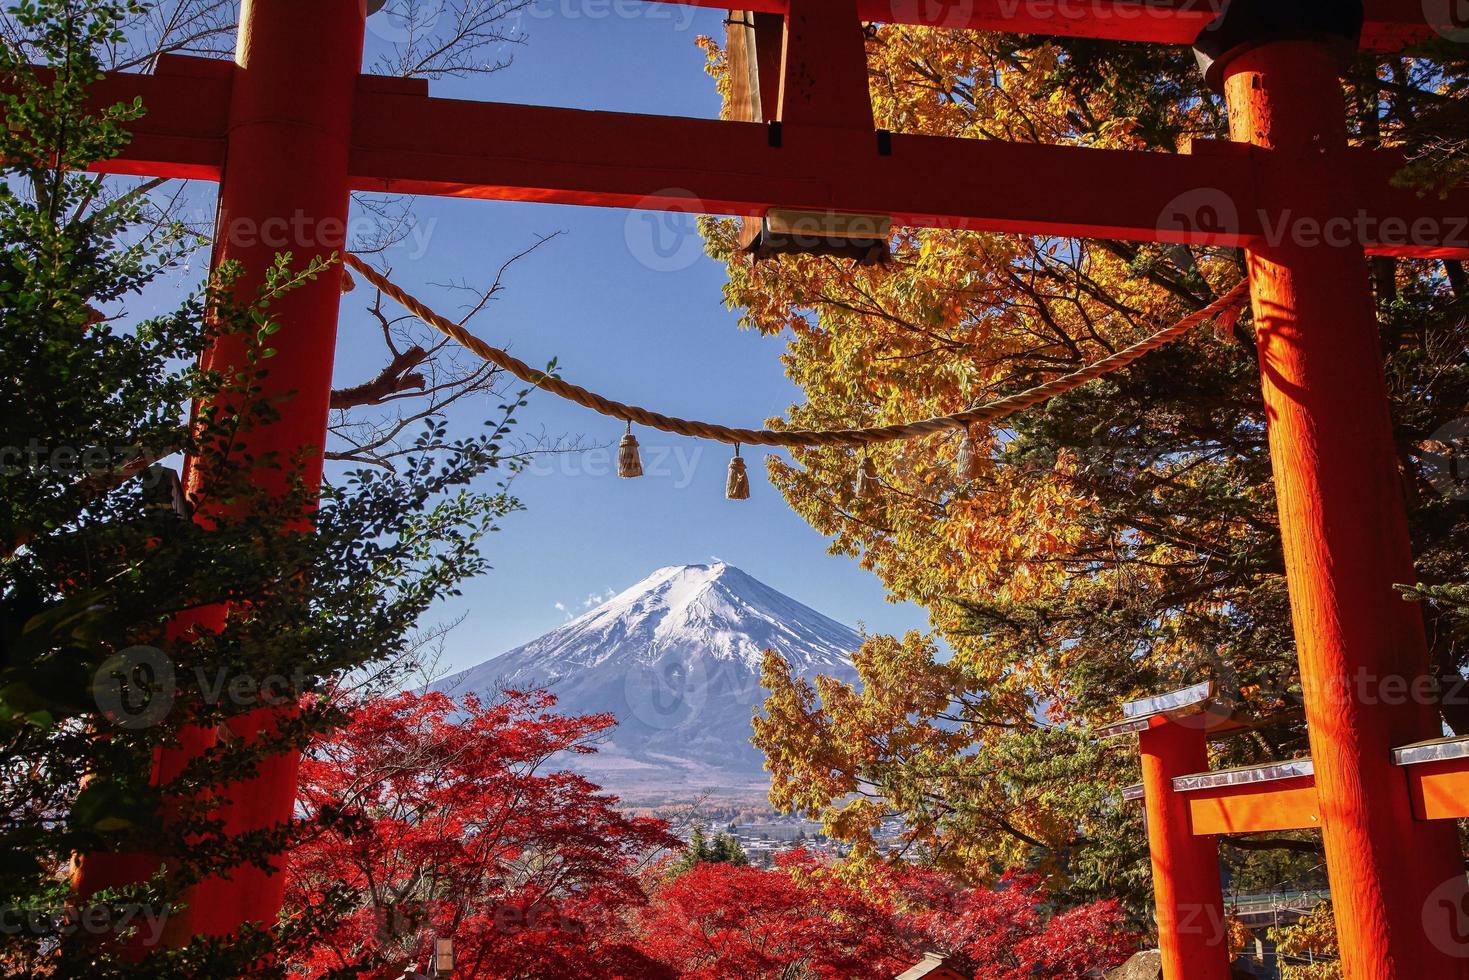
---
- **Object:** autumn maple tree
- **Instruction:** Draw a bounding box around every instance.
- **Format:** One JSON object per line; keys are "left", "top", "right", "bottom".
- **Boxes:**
{"left": 638, "top": 853, "right": 907, "bottom": 978}
{"left": 706, "top": 21, "right": 1469, "bottom": 912}
{"left": 285, "top": 690, "right": 677, "bottom": 979}
{"left": 636, "top": 850, "right": 1135, "bottom": 979}
{"left": 282, "top": 690, "right": 1138, "bottom": 980}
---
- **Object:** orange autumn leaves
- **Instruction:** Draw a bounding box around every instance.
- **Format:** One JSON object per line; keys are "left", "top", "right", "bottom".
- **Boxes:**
{"left": 701, "top": 25, "right": 1255, "bottom": 880}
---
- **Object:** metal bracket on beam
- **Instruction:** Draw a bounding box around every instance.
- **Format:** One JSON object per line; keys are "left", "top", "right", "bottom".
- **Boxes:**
{"left": 1395, "top": 736, "right": 1469, "bottom": 821}
{"left": 1125, "top": 680, "right": 1217, "bottom": 719}
{"left": 1173, "top": 759, "right": 1322, "bottom": 835}
{"left": 1391, "top": 735, "right": 1469, "bottom": 767}
{"left": 745, "top": 207, "right": 892, "bottom": 265}
{"left": 1097, "top": 680, "right": 1243, "bottom": 739}
{"left": 1173, "top": 758, "right": 1315, "bottom": 794}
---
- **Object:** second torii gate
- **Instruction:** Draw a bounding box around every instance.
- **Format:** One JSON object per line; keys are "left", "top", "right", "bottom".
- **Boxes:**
{"left": 56, "top": 1, "right": 1469, "bottom": 976}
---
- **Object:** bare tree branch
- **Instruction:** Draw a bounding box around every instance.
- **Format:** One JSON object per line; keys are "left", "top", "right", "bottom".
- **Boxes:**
{"left": 368, "top": 0, "right": 533, "bottom": 79}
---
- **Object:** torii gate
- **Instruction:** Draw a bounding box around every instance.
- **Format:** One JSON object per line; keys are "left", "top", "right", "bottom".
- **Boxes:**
{"left": 51, "top": 0, "right": 1469, "bottom": 976}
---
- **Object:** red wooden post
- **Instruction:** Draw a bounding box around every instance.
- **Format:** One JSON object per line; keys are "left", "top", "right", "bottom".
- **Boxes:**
{"left": 172, "top": 0, "right": 367, "bottom": 940}
{"left": 71, "top": 2, "right": 366, "bottom": 946}
{"left": 1138, "top": 718, "right": 1230, "bottom": 980}
{"left": 776, "top": 0, "right": 872, "bottom": 130}
{"left": 1210, "top": 23, "right": 1468, "bottom": 978}
{"left": 75, "top": 0, "right": 371, "bottom": 944}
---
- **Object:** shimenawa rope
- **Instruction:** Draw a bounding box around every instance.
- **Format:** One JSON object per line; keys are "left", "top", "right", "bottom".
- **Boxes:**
{"left": 340, "top": 253, "right": 1249, "bottom": 451}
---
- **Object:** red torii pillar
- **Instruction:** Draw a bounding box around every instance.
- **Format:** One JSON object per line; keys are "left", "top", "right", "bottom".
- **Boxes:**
{"left": 1200, "top": 8, "right": 1468, "bottom": 978}
{"left": 73, "top": 0, "right": 367, "bottom": 944}
{"left": 1100, "top": 683, "right": 1234, "bottom": 980}
{"left": 177, "top": 0, "right": 367, "bottom": 939}
{"left": 183, "top": 0, "right": 367, "bottom": 938}
{"left": 1138, "top": 718, "right": 1230, "bottom": 980}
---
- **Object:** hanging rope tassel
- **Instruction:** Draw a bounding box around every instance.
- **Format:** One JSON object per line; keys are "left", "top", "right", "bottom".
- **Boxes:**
{"left": 1213, "top": 302, "right": 1245, "bottom": 344}
{"left": 727, "top": 445, "right": 751, "bottom": 500}
{"left": 619, "top": 422, "right": 644, "bottom": 478}
{"left": 955, "top": 427, "right": 987, "bottom": 482}
{"left": 855, "top": 453, "right": 880, "bottom": 498}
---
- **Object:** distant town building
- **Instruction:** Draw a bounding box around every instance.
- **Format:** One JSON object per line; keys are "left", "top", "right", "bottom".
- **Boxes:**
{"left": 730, "top": 821, "right": 823, "bottom": 842}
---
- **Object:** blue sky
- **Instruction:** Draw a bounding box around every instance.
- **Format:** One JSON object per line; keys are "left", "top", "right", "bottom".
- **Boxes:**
{"left": 379, "top": 8, "right": 933, "bottom": 673}
{"left": 151, "top": 5, "right": 933, "bottom": 675}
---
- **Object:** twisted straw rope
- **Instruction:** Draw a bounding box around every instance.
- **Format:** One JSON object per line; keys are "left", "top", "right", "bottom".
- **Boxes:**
{"left": 341, "top": 253, "right": 1249, "bottom": 450}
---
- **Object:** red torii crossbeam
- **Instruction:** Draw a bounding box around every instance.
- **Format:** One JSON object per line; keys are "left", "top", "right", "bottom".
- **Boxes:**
{"left": 84, "top": 45, "right": 1469, "bottom": 258}
{"left": 45, "top": 1, "right": 1469, "bottom": 976}
{"left": 684, "top": 0, "right": 1441, "bottom": 48}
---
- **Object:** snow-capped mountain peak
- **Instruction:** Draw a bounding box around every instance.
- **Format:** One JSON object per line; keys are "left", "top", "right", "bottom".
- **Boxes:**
{"left": 433, "top": 563, "right": 862, "bottom": 795}
{"left": 452, "top": 562, "right": 858, "bottom": 683}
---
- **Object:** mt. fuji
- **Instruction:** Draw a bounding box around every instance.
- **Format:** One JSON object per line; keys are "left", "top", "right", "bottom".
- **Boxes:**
{"left": 433, "top": 563, "right": 862, "bottom": 795}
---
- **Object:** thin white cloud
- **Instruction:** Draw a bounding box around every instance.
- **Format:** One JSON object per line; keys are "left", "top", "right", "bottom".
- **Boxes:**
{"left": 553, "top": 589, "right": 616, "bottom": 622}
{"left": 581, "top": 587, "right": 616, "bottom": 609}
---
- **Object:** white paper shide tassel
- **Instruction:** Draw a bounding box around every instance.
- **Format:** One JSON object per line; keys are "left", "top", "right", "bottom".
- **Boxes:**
{"left": 619, "top": 423, "right": 643, "bottom": 479}
{"left": 726, "top": 445, "right": 750, "bottom": 500}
